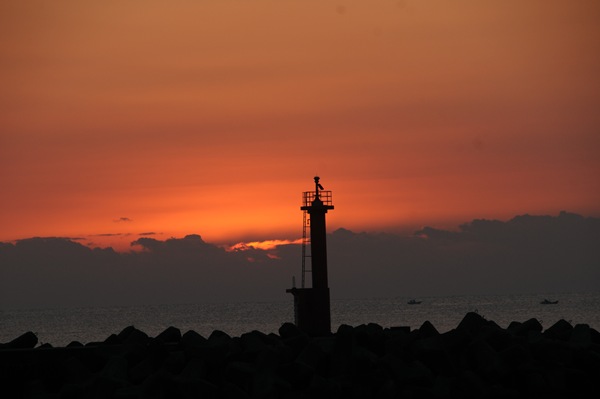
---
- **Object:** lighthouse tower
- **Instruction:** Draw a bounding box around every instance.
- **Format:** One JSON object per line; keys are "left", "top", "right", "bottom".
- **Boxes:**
{"left": 287, "top": 176, "right": 334, "bottom": 336}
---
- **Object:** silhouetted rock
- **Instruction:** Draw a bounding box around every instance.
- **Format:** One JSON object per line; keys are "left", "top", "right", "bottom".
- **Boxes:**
{"left": 4, "top": 331, "right": 38, "bottom": 349}
{"left": 279, "top": 322, "right": 304, "bottom": 339}
{"left": 240, "top": 330, "right": 270, "bottom": 357}
{"left": 154, "top": 326, "right": 182, "bottom": 344}
{"left": 418, "top": 320, "right": 439, "bottom": 338}
{"left": 569, "top": 324, "right": 592, "bottom": 348}
{"left": 507, "top": 317, "right": 543, "bottom": 336}
{"left": 590, "top": 326, "right": 600, "bottom": 345}
{"left": 103, "top": 333, "right": 122, "bottom": 345}
{"left": 208, "top": 329, "right": 230, "bottom": 341}
{"left": 1, "top": 316, "right": 600, "bottom": 398}
{"left": 118, "top": 325, "right": 149, "bottom": 345}
{"left": 544, "top": 319, "right": 574, "bottom": 341}
{"left": 456, "top": 311, "right": 488, "bottom": 335}
{"left": 181, "top": 329, "right": 206, "bottom": 348}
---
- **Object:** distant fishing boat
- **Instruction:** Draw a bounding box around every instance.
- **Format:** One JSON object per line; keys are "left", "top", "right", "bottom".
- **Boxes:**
{"left": 407, "top": 299, "right": 422, "bottom": 305}
{"left": 540, "top": 299, "right": 558, "bottom": 305}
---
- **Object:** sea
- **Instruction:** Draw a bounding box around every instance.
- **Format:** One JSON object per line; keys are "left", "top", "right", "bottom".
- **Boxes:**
{"left": 2, "top": 292, "right": 599, "bottom": 347}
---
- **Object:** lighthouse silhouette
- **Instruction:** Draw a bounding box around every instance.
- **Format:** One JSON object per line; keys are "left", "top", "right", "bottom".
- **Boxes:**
{"left": 287, "top": 176, "right": 334, "bottom": 336}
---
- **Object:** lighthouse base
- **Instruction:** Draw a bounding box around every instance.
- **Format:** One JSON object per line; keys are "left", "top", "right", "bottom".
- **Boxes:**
{"left": 286, "top": 287, "right": 331, "bottom": 336}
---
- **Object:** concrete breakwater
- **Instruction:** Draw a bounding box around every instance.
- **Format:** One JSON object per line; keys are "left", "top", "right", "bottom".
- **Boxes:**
{"left": 1, "top": 312, "right": 599, "bottom": 398}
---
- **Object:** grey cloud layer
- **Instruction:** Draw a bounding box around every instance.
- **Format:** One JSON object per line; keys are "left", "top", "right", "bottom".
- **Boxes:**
{"left": 1, "top": 212, "right": 598, "bottom": 309}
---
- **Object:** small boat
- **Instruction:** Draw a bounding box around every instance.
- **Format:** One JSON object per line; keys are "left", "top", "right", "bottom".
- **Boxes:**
{"left": 407, "top": 299, "right": 422, "bottom": 305}
{"left": 540, "top": 299, "right": 558, "bottom": 305}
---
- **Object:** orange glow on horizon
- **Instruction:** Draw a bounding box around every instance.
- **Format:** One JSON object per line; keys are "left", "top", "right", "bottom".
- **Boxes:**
{"left": 1, "top": 1, "right": 599, "bottom": 249}
{"left": 227, "top": 239, "right": 303, "bottom": 252}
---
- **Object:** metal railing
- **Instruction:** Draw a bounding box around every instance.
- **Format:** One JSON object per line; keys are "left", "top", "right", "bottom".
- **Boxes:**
{"left": 302, "top": 190, "right": 333, "bottom": 207}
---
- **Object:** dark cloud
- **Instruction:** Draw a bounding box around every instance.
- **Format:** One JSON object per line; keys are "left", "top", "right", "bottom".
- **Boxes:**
{"left": 328, "top": 211, "right": 600, "bottom": 298}
{"left": 1, "top": 212, "right": 598, "bottom": 309}
{"left": 114, "top": 217, "right": 132, "bottom": 223}
{"left": 93, "top": 233, "right": 127, "bottom": 237}
{"left": 1, "top": 234, "right": 288, "bottom": 309}
{"left": 13, "top": 236, "right": 86, "bottom": 241}
{"left": 138, "top": 232, "right": 157, "bottom": 236}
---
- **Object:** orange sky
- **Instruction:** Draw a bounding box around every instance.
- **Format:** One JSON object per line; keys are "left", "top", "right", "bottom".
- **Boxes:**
{"left": 1, "top": 0, "right": 599, "bottom": 251}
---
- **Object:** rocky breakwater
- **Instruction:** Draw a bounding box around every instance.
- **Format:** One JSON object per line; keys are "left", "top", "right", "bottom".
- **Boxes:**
{"left": 1, "top": 312, "right": 599, "bottom": 398}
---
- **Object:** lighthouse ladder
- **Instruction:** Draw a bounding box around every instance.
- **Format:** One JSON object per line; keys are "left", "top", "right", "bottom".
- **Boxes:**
{"left": 301, "top": 210, "right": 311, "bottom": 288}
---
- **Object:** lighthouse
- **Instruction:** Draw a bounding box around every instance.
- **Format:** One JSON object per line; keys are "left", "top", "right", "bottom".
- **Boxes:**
{"left": 287, "top": 176, "right": 334, "bottom": 336}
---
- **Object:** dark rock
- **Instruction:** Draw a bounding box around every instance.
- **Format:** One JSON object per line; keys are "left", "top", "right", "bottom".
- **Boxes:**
{"left": 103, "top": 333, "right": 122, "bottom": 345}
{"left": 63, "top": 355, "right": 93, "bottom": 383}
{"left": 222, "top": 380, "right": 251, "bottom": 399}
{"left": 279, "top": 322, "right": 304, "bottom": 339}
{"left": 531, "top": 340, "right": 573, "bottom": 368}
{"left": 204, "top": 330, "right": 232, "bottom": 369}
{"left": 123, "top": 340, "right": 148, "bottom": 364}
{"left": 277, "top": 360, "right": 314, "bottom": 391}
{"left": 508, "top": 317, "right": 543, "bottom": 337}
{"left": 117, "top": 325, "right": 138, "bottom": 340}
{"left": 118, "top": 325, "right": 149, "bottom": 345}
{"left": 396, "top": 359, "right": 435, "bottom": 388}
{"left": 544, "top": 319, "right": 573, "bottom": 341}
{"left": 569, "top": 324, "right": 592, "bottom": 348}
{"left": 208, "top": 329, "right": 230, "bottom": 341}
{"left": 240, "top": 330, "right": 269, "bottom": 358}
{"left": 281, "top": 331, "right": 310, "bottom": 360}
{"left": 295, "top": 338, "right": 332, "bottom": 373}
{"left": 163, "top": 350, "right": 186, "bottom": 374}
{"left": 5, "top": 331, "right": 38, "bottom": 349}
{"left": 101, "top": 355, "right": 128, "bottom": 381}
{"left": 388, "top": 325, "right": 411, "bottom": 334}
{"left": 409, "top": 335, "right": 454, "bottom": 376}
{"left": 154, "top": 326, "right": 182, "bottom": 344}
{"left": 305, "top": 374, "right": 343, "bottom": 398}
{"left": 418, "top": 320, "right": 439, "bottom": 338}
{"left": 181, "top": 330, "right": 208, "bottom": 362}
{"left": 523, "top": 318, "right": 543, "bottom": 334}
{"left": 456, "top": 311, "right": 488, "bottom": 336}
{"left": 79, "top": 347, "right": 108, "bottom": 373}
{"left": 180, "top": 357, "right": 208, "bottom": 380}
{"left": 224, "top": 360, "right": 254, "bottom": 394}
{"left": 441, "top": 328, "right": 471, "bottom": 353}
{"left": 523, "top": 371, "right": 551, "bottom": 397}
{"left": 128, "top": 354, "right": 156, "bottom": 384}
{"left": 140, "top": 369, "right": 180, "bottom": 399}
{"left": 335, "top": 323, "right": 354, "bottom": 335}
{"left": 2, "top": 314, "right": 600, "bottom": 398}
{"left": 383, "top": 328, "right": 411, "bottom": 357}
{"left": 500, "top": 341, "right": 531, "bottom": 368}
{"left": 376, "top": 378, "right": 398, "bottom": 398}
{"left": 483, "top": 325, "right": 513, "bottom": 352}
{"left": 590, "top": 327, "right": 600, "bottom": 344}
{"left": 527, "top": 329, "right": 544, "bottom": 345}
{"left": 172, "top": 375, "right": 219, "bottom": 398}
{"left": 354, "top": 323, "right": 385, "bottom": 356}
{"left": 465, "top": 337, "right": 508, "bottom": 383}
{"left": 454, "top": 369, "right": 488, "bottom": 398}
{"left": 507, "top": 320, "right": 522, "bottom": 333}
{"left": 182, "top": 329, "right": 206, "bottom": 348}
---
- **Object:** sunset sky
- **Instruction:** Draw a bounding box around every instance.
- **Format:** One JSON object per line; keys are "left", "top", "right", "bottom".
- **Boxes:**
{"left": 1, "top": 0, "right": 599, "bottom": 251}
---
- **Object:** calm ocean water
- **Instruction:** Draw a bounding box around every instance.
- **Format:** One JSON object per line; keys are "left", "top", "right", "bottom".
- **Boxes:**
{"left": 2, "top": 292, "right": 599, "bottom": 347}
